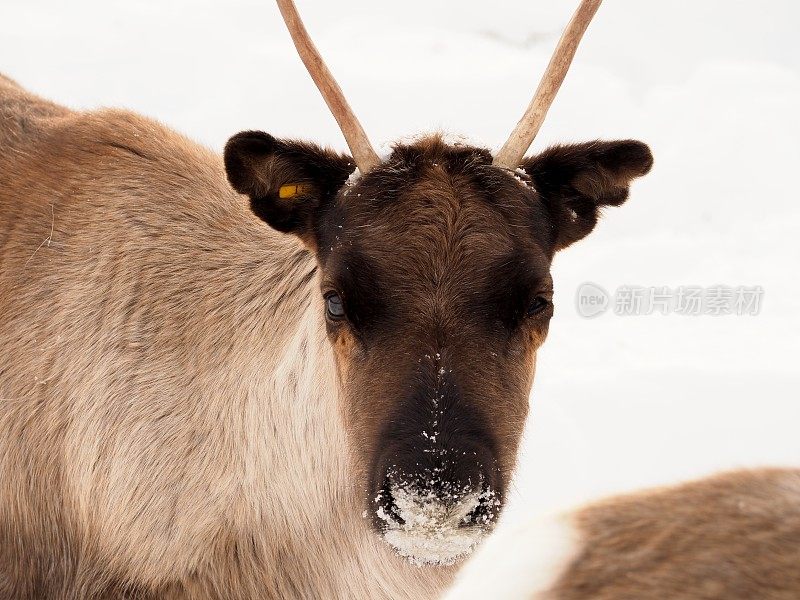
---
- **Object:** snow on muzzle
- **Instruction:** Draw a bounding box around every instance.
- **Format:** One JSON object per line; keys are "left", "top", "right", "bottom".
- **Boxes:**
{"left": 371, "top": 460, "right": 502, "bottom": 566}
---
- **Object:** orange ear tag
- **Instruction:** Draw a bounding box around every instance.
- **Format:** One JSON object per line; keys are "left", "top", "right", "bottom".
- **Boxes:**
{"left": 279, "top": 183, "right": 314, "bottom": 199}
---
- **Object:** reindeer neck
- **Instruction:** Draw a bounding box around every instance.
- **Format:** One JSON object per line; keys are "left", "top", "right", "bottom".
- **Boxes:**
{"left": 228, "top": 240, "right": 453, "bottom": 599}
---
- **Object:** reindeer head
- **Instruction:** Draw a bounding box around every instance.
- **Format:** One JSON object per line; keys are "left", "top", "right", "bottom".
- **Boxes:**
{"left": 224, "top": 0, "right": 652, "bottom": 566}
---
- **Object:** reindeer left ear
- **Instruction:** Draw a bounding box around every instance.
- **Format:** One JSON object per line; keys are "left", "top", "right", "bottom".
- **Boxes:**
{"left": 520, "top": 140, "right": 653, "bottom": 251}
{"left": 224, "top": 130, "right": 355, "bottom": 240}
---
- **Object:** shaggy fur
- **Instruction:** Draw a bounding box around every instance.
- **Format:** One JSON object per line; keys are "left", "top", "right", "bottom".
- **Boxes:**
{"left": 0, "top": 74, "right": 652, "bottom": 599}
{"left": 0, "top": 75, "right": 448, "bottom": 599}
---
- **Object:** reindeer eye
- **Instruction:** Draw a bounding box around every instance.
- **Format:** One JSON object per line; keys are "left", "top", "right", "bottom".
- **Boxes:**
{"left": 526, "top": 296, "right": 550, "bottom": 317}
{"left": 325, "top": 292, "right": 346, "bottom": 320}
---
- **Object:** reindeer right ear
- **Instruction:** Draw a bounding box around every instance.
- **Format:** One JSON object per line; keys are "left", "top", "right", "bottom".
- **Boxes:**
{"left": 224, "top": 130, "right": 355, "bottom": 237}
{"left": 520, "top": 140, "right": 653, "bottom": 251}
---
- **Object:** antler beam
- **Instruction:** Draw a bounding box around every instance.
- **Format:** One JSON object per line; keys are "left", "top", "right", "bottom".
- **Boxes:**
{"left": 493, "top": 0, "right": 603, "bottom": 168}
{"left": 275, "top": 0, "right": 380, "bottom": 173}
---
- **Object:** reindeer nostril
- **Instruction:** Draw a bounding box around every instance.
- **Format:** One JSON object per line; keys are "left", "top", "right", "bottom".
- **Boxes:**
{"left": 462, "top": 485, "right": 500, "bottom": 527}
{"left": 376, "top": 477, "right": 405, "bottom": 526}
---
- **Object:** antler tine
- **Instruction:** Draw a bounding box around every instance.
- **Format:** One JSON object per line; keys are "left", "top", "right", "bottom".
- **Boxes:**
{"left": 275, "top": 0, "right": 380, "bottom": 173}
{"left": 493, "top": 0, "right": 603, "bottom": 169}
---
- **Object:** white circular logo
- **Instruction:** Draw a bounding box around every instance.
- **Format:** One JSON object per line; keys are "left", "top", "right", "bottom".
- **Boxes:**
{"left": 576, "top": 282, "right": 609, "bottom": 318}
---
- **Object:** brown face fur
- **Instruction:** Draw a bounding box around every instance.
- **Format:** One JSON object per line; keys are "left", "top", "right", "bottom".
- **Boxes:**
{"left": 225, "top": 132, "right": 653, "bottom": 533}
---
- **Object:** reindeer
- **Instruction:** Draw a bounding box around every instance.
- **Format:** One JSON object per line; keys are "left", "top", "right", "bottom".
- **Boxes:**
{"left": 0, "top": 0, "right": 653, "bottom": 598}
{"left": 445, "top": 467, "right": 800, "bottom": 600}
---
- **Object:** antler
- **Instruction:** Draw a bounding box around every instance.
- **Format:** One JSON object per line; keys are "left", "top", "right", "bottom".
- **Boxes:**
{"left": 493, "top": 0, "right": 603, "bottom": 169}
{"left": 275, "top": 0, "right": 380, "bottom": 173}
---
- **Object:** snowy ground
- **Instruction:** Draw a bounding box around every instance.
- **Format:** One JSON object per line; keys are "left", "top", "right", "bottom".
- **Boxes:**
{"left": 2, "top": 0, "right": 797, "bottom": 524}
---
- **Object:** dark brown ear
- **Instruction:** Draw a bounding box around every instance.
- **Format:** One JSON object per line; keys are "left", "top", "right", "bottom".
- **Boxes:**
{"left": 520, "top": 140, "right": 653, "bottom": 251}
{"left": 224, "top": 130, "right": 355, "bottom": 239}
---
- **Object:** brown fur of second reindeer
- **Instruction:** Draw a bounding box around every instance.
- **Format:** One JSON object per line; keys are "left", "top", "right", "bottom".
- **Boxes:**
{"left": 555, "top": 467, "right": 800, "bottom": 600}
{"left": 444, "top": 468, "right": 800, "bottom": 600}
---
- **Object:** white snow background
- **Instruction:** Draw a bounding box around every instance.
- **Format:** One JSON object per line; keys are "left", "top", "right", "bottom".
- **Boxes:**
{"left": 2, "top": 0, "right": 797, "bottom": 525}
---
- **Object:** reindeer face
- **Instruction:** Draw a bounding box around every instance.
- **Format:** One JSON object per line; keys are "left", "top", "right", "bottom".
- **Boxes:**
{"left": 225, "top": 132, "right": 652, "bottom": 565}
{"left": 228, "top": 0, "right": 639, "bottom": 568}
